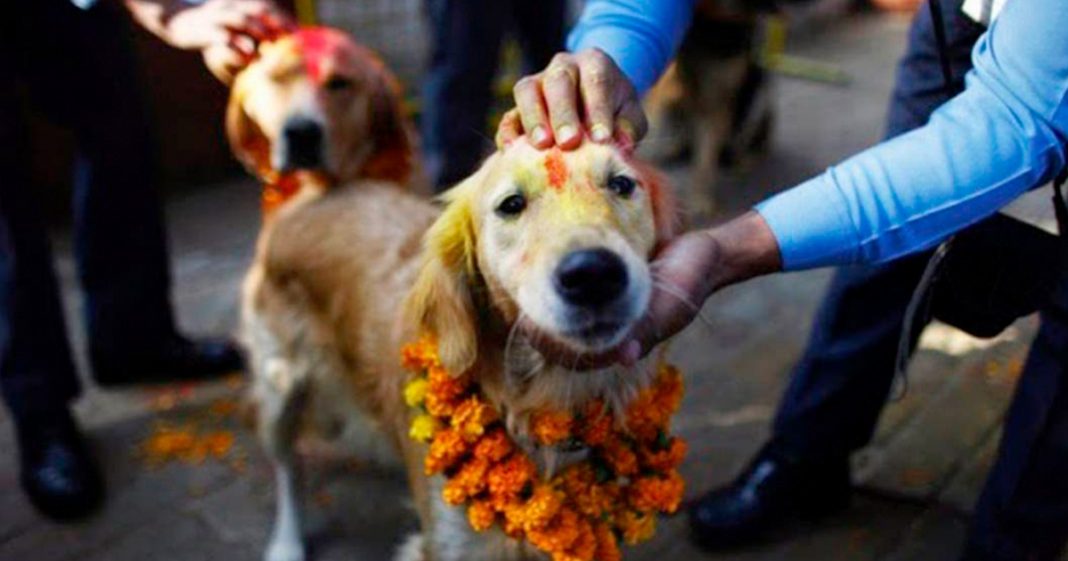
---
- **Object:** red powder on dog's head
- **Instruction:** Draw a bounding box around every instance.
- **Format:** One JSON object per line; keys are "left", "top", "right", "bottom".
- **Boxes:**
{"left": 293, "top": 27, "right": 348, "bottom": 82}
{"left": 544, "top": 150, "right": 568, "bottom": 191}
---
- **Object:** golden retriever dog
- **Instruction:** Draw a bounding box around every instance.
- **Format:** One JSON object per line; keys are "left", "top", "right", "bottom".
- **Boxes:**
{"left": 231, "top": 30, "right": 679, "bottom": 561}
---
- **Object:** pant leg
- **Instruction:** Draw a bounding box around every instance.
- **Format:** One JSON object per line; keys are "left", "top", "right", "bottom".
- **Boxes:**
{"left": 421, "top": 0, "right": 508, "bottom": 191}
{"left": 17, "top": 0, "right": 176, "bottom": 357}
{"left": 510, "top": 0, "right": 566, "bottom": 75}
{"left": 965, "top": 292, "right": 1068, "bottom": 560}
{"left": 770, "top": 0, "right": 985, "bottom": 460}
{"left": 0, "top": 14, "right": 81, "bottom": 418}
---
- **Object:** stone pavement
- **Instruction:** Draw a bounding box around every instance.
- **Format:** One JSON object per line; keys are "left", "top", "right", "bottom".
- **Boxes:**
{"left": 1, "top": 10, "right": 1062, "bottom": 561}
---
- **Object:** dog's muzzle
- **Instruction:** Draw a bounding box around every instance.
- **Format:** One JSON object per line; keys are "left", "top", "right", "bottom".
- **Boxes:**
{"left": 554, "top": 248, "right": 629, "bottom": 309}
{"left": 277, "top": 116, "right": 324, "bottom": 171}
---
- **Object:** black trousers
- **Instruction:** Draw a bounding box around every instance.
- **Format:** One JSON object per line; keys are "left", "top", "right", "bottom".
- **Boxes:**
{"left": 420, "top": 0, "right": 566, "bottom": 191}
{"left": 770, "top": 1, "right": 1068, "bottom": 558}
{"left": 0, "top": 0, "right": 175, "bottom": 418}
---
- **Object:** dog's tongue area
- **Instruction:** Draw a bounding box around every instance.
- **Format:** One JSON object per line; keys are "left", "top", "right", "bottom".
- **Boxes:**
{"left": 293, "top": 27, "right": 347, "bottom": 82}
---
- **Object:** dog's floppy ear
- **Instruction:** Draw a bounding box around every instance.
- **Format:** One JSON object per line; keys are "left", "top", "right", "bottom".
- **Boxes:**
{"left": 360, "top": 59, "right": 414, "bottom": 184}
{"left": 226, "top": 78, "right": 273, "bottom": 180}
{"left": 633, "top": 160, "right": 680, "bottom": 246}
{"left": 405, "top": 182, "right": 480, "bottom": 375}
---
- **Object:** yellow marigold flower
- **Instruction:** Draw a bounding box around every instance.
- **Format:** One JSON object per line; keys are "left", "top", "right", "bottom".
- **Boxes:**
{"left": 409, "top": 414, "right": 439, "bottom": 442}
{"left": 593, "top": 522, "right": 621, "bottom": 561}
{"left": 451, "top": 396, "right": 499, "bottom": 441}
{"left": 487, "top": 454, "right": 536, "bottom": 500}
{"left": 530, "top": 409, "right": 573, "bottom": 445}
{"left": 628, "top": 471, "right": 685, "bottom": 514}
{"left": 600, "top": 439, "right": 639, "bottom": 477}
{"left": 473, "top": 428, "right": 513, "bottom": 463}
{"left": 527, "top": 507, "right": 581, "bottom": 557}
{"left": 424, "top": 428, "right": 469, "bottom": 475}
{"left": 616, "top": 510, "right": 656, "bottom": 545}
{"left": 638, "top": 437, "right": 687, "bottom": 472}
{"left": 404, "top": 378, "right": 429, "bottom": 407}
{"left": 467, "top": 500, "right": 497, "bottom": 532}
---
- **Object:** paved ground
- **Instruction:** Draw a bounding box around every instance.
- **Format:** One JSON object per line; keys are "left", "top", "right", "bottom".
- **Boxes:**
{"left": 1, "top": 10, "right": 1061, "bottom": 561}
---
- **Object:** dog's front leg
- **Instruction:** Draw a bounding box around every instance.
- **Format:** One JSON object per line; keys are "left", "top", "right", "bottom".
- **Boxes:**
{"left": 266, "top": 459, "right": 305, "bottom": 561}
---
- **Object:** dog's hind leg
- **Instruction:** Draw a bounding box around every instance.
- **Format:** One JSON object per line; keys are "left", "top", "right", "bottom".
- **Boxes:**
{"left": 258, "top": 357, "right": 309, "bottom": 561}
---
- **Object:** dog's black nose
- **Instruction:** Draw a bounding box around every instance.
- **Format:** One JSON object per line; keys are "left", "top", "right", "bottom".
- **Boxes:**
{"left": 554, "top": 248, "right": 628, "bottom": 307}
{"left": 280, "top": 117, "right": 323, "bottom": 170}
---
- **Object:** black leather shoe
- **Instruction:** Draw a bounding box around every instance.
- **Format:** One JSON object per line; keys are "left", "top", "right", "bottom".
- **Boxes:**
{"left": 92, "top": 333, "right": 244, "bottom": 387}
{"left": 688, "top": 444, "right": 851, "bottom": 549}
{"left": 17, "top": 409, "right": 103, "bottom": 521}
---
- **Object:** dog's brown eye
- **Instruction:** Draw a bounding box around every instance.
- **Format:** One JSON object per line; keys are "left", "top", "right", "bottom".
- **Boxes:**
{"left": 496, "top": 194, "right": 527, "bottom": 217}
{"left": 607, "top": 175, "right": 637, "bottom": 198}
{"left": 324, "top": 76, "right": 353, "bottom": 92}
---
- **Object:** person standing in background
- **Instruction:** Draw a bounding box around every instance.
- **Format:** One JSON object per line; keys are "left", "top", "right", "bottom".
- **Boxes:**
{"left": 421, "top": 0, "right": 567, "bottom": 192}
{"left": 2, "top": 0, "right": 291, "bottom": 521}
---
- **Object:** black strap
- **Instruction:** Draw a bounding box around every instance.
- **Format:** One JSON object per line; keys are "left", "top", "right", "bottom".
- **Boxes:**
{"left": 928, "top": 0, "right": 955, "bottom": 92}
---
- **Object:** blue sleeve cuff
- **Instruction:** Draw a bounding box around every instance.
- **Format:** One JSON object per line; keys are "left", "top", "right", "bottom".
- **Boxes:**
{"left": 755, "top": 174, "right": 860, "bottom": 270}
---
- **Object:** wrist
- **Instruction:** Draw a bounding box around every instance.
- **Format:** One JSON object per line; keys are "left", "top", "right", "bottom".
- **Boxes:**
{"left": 704, "top": 211, "right": 783, "bottom": 291}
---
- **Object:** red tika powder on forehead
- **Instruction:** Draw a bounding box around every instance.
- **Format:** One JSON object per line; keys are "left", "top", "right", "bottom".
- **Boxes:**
{"left": 544, "top": 150, "right": 569, "bottom": 190}
{"left": 293, "top": 27, "right": 347, "bottom": 81}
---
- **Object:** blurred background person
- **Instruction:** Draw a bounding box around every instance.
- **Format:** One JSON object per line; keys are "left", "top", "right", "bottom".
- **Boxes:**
{"left": 2, "top": 0, "right": 290, "bottom": 521}
{"left": 420, "top": 0, "right": 567, "bottom": 191}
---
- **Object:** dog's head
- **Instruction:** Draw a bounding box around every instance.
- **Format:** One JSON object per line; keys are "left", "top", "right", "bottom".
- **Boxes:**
{"left": 407, "top": 141, "right": 677, "bottom": 374}
{"left": 227, "top": 27, "right": 412, "bottom": 188}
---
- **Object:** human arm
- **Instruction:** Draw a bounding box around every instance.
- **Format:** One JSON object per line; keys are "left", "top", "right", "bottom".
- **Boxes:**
{"left": 498, "top": 0, "right": 696, "bottom": 149}
{"left": 123, "top": 0, "right": 294, "bottom": 82}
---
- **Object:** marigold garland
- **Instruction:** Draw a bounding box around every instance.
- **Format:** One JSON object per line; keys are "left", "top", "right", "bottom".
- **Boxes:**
{"left": 401, "top": 338, "right": 687, "bottom": 561}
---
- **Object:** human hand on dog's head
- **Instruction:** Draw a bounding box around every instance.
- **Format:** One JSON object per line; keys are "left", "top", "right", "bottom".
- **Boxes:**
{"left": 126, "top": 0, "right": 296, "bottom": 83}
{"left": 497, "top": 49, "right": 647, "bottom": 152}
{"left": 521, "top": 212, "right": 784, "bottom": 369}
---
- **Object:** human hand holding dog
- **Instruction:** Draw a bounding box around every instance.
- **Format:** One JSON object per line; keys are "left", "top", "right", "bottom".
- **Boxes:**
{"left": 523, "top": 212, "right": 783, "bottom": 369}
{"left": 125, "top": 0, "right": 295, "bottom": 83}
{"left": 497, "top": 49, "right": 647, "bottom": 150}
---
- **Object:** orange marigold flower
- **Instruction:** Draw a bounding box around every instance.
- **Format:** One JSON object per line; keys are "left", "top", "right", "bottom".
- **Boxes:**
{"left": 593, "top": 522, "right": 621, "bottom": 561}
{"left": 653, "top": 365, "right": 684, "bottom": 416}
{"left": 487, "top": 454, "right": 537, "bottom": 500}
{"left": 527, "top": 507, "right": 582, "bottom": 557}
{"left": 451, "top": 396, "right": 499, "bottom": 441}
{"left": 401, "top": 339, "right": 439, "bottom": 370}
{"left": 530, "top": 409, "right": 573, "bottom": 445}
{"left": 572, "top": 481, "right": 622, "bottom": 519}
{"left": 616, "top": 510, "right": 657, "bottom": 545}
{"left": 473, "top": 428, "right": 513, "bottom": 463}
{"left": 443, "top": 457, "right": 490, "bottom": 505}
{"left": 467, "top": 499, "right": 497, "bottom": 532}
{"left": 428, "top": 365, "right": 467, "bottom": 395}
{"left": 424, "top": 390, "right": 460, "bottom": 417}
{"left": 564, "top": 519, "right": 597, "bottom": 561}
{"left": 600, "top": 439, "right": 639, "bottom": 477}
{"left": 628, "top": 471, "right": 685, "bottom": 514}
{"left": 506, "top": 483, "right": 565, "bottom": 532}
{"left": 638, "top": 437, "right": 687, "bottom": 472}
{"left": 579, "top": 401, "right": 613, "bottom": 446}
{"left": 424, "top": 428, "right": 469, "bottom": 475}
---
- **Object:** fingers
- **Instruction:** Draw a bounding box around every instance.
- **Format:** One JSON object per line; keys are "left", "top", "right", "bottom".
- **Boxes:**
{"left": 542, "top": 55, "right": 582, "bottom": 149}
{"left": 578, "top": 50, "right": 616, "bottom": 143}
{"left": 496, "top": 109, "right": 523, "bottom": 149}
{"left": 513, "top": 75, "right": 553, "bottom": 148}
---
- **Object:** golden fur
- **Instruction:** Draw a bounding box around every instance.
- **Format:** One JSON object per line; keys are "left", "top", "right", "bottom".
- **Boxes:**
{"left": 232, "top": 29, "right": 679, "bottom": 561}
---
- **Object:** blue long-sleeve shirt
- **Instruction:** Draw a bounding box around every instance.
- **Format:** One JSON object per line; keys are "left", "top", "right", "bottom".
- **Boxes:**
{"left": 569, "top": 0, "right": 1068, "bottom": 270}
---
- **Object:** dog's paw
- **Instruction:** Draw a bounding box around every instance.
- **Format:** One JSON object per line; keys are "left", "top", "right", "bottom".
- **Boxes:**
{"left": 393, "top": 533, "right": 425, "bottom": 561}
{"left": 265, "top": 539, "right": 306, "bottom": 561}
